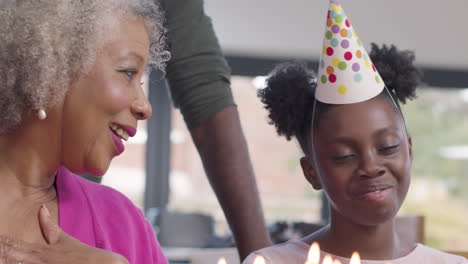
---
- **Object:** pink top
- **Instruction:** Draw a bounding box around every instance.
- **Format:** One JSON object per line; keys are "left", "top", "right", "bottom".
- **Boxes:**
{"left": 55, "top": 167, "right": 168, "bottom": 264}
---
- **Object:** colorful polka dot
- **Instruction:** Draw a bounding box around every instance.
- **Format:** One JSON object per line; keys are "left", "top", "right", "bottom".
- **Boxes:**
{"left": 365, "top": 60, "right": 371, "bottom": 68}
{"left": 357, "top": 39, "right": 362, "bottom": 46}
{"left": 335, "top": 14, "right": 343, "bottom": 23}
{"left": 332, "top": 58, "right": 340, "bottom": 67}
{"left": 344, "top": 52, "right": 353, "bottom": 61}
{"left": 332, "top": 4, "right": 341, "bottom": 12}
{"left": 354, "top": 73, "right": 362, "bottom": 82}
{"left": 352, "top": 63, "right": 360, "bottom": 72}
{"left": 341, "top": 39, "right": 350, "bottom": 49}
{"left": 347, "top": 29, "right": 353, "bottom": 38}
{"left": 340, "top": 28, "right": 348, "bottom": 37}
{"left": 330, "top": 10, "right": 337, "bottom": 18}
{"left": 331, "top": 25, "right": 340, "bottom": 34}
{"left": 327, "top": 18, "right": 333, "bottom": 27}
{"left": 338, "top": 61, "right": 347, "bottom": 70}
{"left": 329, "top": 74, "right": 337, "bottom": 83}
{"left": 375, "top": 75, "right": 380, "bottom": 83}
{"left": 327, "top": 47, "right": 334, "bottom": 56}
{"left": 338, "top": 85, "right": 347, "bottom": 94}
{"left": 345, "top": 19, "right": 350, "bottom": 27}
{"left": 326, "top": 31, "right": 333, "bottom": 40}
{"left": 331, "top": 38, "right": 339, "bottom": 47}
{"left": 323, "top": 46, "right": 328, "bottom": 55}
{"left": 356, "top": 50, "right": 362, "bottom": 58}
{"left": 320, "top": 60, "right": 325, "bottom": 69}
{"left": 326, "top": 66, "right": 335, "bottom": 75}
{"left": 372, "top": 64, "right": 377, "bottom": 72}
{"left": 321, "top": 75, "right": 327, "bottom": 84}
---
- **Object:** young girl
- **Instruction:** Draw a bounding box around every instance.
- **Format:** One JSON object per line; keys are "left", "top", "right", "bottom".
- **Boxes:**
{"left": 243, "top": 1, "right": 468, "bottom": 263}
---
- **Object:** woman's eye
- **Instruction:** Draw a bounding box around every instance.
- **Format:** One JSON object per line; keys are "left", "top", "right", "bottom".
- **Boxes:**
{"left": 119, "top": 69, "right": 138, "bottom": 80}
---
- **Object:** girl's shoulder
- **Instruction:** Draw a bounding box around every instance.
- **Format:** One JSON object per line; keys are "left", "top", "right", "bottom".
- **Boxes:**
{"left": 407, "top": 244, "right": 468, "bottom": 264}
{"left": 242, "top": 239, "right": 310, "bottom": 264}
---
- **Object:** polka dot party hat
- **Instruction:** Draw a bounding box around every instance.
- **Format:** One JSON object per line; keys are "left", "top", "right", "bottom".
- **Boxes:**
{"left": 315, "top": 0, "right": 384, "bottom": 104}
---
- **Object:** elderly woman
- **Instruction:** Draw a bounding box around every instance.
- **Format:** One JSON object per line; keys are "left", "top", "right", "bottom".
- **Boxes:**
{"left": 0, "top": 1, "right": 169, "bottom": 263}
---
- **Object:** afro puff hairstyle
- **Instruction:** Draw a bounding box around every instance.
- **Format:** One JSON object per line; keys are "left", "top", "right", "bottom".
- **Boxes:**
{"left": 258, "top": 43, "right": 422, "bottom": 156}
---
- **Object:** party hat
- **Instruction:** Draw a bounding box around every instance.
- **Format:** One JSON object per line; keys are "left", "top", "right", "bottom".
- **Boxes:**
{"left": 315, "top": 0, "right": 384, "bottom": 104}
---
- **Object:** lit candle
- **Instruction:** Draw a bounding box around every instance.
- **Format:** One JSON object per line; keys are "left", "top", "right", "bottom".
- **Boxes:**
{"left": 305, "top": 242, "right": 320, "bottom": 264}
{"left": 322, "top": 255, "right": 333, "bottom": 264}
{"left": 350, "top": 252, "right": 361, "bottom": 264}
{"left": 217, "top": 257, "right": 227, "bottom": 264}
{"left": 253, "top": 255, "right": 266, "bottom": 264}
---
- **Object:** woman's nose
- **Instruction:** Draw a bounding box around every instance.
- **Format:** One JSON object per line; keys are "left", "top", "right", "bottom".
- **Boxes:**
{"left": 131, "top": 85, "right": 152, "bottom": 120}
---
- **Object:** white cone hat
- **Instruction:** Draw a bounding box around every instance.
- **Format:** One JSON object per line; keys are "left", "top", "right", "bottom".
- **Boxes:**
{"left": 315, "top": 0, "right": 385, "bottom": 104}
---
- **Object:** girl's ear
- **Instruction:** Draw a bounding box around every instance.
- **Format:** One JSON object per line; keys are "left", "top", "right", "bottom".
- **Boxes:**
{"left": 407, "top": 134, "right": 413, "bottom": 162}
{"left": 300, "top": 156, "right": 322, "bottom": 190}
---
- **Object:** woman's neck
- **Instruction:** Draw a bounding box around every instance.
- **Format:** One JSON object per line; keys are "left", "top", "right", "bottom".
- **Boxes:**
{"left": 304, "top": 210, "right": 414, "bottom": 260}
{"left": 0, "top": 115, "right": 61, "bottom": 243}
{"left": 0, "top": 111, "right": 61, "bottom": 209}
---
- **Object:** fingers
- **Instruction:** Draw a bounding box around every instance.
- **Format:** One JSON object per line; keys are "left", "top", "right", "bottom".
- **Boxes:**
{"left": 38, "top": 205, "right": 60, "bottom": 245}
{"left": 0, "top": 237, "right": 43, "bottom": 264}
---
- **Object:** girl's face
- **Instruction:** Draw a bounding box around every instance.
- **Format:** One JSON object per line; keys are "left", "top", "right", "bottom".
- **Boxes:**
{"left": 302, "top": 96, "right": 413, "bottom": 226}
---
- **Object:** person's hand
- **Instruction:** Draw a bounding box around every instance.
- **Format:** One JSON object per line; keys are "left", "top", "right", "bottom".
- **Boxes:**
{"left": 0, "top": 205, "right": 129, "bottom": 264}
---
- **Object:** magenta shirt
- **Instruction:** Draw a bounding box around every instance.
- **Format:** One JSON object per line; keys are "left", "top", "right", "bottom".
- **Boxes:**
{"left": 55, "top": 167, "right": 168, "bottom": 264}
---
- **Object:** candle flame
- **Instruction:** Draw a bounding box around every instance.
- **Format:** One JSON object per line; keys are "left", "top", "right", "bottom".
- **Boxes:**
{"left": 305, "top": 242, "right": 320, "bottom": 264}
{"left": 322, "top": 255, "right": 333, "bottom": 264}
{"left": 217, "top": 257, "right": 227, "bottom": 264}
{"left": 253, "top": 255, "right": 266, "bottom": 264}
{"left": 350, "top": 252, "right": 361, "bottom": 264}
{"left": 332, "top": 259, "right": 342, "bottom": 264}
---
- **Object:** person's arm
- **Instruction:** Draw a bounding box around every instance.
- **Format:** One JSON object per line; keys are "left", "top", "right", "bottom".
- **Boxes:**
{"left": 190, "top": 105, "right": 272, "bottom": 260}
{"left": 160, "top": 0, "right": 272, "bottom": 258}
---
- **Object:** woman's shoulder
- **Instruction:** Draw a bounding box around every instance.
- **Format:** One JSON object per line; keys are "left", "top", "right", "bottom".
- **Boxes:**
{"left": 56, "top": 167, "right": 167, "bottom": 264}
{"left": 58, "top": 167, "right": 137, "bottom": 213}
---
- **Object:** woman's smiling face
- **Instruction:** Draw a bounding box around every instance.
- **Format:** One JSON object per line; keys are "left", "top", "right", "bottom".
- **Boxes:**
{"left": 305, "top": 96, "right": 413, "bottom": 226}
{"left": 60, "top": 13, "right": 152, "bottom": 176}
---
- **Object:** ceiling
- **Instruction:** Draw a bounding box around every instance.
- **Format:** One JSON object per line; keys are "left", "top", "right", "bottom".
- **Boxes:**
{"left": 205, "top": 0, "right": 468, "bottom": 70}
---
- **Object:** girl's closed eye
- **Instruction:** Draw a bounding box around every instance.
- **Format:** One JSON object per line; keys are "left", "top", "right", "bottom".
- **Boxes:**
{"left": 331, "top": 150, "right": 356, "bottom": 163}
{"left": 378, "top": 143, "right": 400, "bottom": 155}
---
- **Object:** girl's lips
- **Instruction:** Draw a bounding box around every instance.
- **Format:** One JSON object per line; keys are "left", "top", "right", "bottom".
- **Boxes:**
{"left": 109, "top": 128, "right": 125, "bottom": 155}
{"left": 357, "top": 186, "right": 393, "bottom": 202}
{"left": 360, "top": 188, "right": 392, "bottom": 201}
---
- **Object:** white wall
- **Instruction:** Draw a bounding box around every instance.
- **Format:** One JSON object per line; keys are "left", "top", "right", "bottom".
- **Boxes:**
{"left": 205, "top": 0, "right": 468, "bottom": 69}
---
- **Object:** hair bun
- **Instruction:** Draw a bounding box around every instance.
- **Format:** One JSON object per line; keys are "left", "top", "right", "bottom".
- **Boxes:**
{"left": 369, "top": 43, "right": 422, "bottom": 104}
{"left": 258, "top": 62, "right": 315, "bottom": 140}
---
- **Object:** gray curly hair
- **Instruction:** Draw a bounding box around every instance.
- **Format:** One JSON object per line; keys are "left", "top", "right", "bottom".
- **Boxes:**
{"left": 0, "top": 0, "right": 170, "bottom": 134}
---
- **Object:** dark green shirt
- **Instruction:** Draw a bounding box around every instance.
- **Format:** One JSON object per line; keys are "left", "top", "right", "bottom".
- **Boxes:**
{"left": 161, "top": 0, "right": 235, "bottom": 128}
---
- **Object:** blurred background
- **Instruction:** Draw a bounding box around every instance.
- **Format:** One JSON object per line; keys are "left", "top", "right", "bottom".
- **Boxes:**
{"left": 98, "top": 0, "right": 467, "bottom": 261}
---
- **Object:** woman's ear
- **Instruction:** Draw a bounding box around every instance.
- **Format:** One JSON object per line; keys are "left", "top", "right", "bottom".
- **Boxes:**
{"left": 300, "top": 156, "right": 322, "bottom": 190}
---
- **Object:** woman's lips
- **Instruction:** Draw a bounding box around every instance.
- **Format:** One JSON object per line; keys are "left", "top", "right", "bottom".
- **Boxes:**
{"left": 109, "top": 128, "right": 125, "bottom": 155}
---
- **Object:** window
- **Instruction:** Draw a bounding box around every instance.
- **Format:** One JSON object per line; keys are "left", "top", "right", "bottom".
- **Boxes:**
{"left": 400, "top": 87, "right": 468, "bottom": 251}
